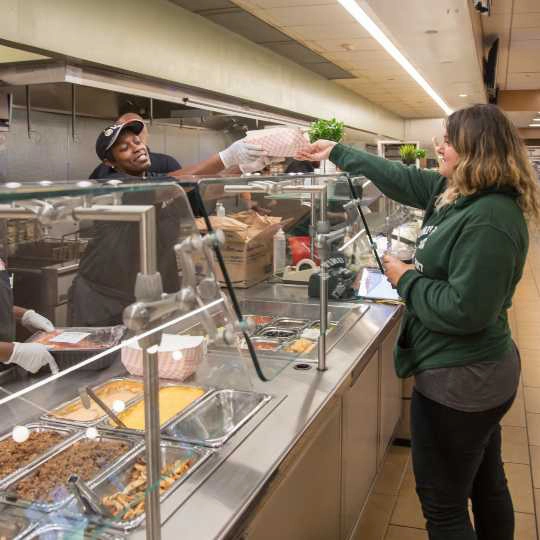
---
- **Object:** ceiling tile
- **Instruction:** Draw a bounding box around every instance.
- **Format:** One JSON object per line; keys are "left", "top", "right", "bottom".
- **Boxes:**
{"left": 248, "top": 0, "right": 334, "bottom": 7}
{"left": 205, "top": 11, "right": 289, "bottom": 42}
{"left": 169, "top": 0, "right": 235, "bottom": 10}
{"left": 306, "top": 62, "right": 355, "bottom": 79}
{"left": 264, "top": 41, "right": 327, "bottom": 63}
{"left": 512, "top": 12, "right": 540, "bottom": 28}
{"left": 308, "top": 37, "right": 380, "bottom": 53}
{"left": 511, "top": 29, "right": 540, "bottom": 41}
{"left": 514, "top": 0, "right": 540, "bottom": 13}
{"left": 263, "top": 5, "right": 354, "bottom": 27}
{"left": 286, "top": 23, "right": 370, "bottom": 40}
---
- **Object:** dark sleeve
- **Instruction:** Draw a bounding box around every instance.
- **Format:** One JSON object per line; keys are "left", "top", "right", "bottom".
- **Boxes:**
{"left": 329, "top": 143, "right": 446, "bottom": 210}
{"left": 89, "top": 163, "right": 114, "bottom": 180}
{"left": 149, "top": 153, "right": 181, "bottom": 174}
{"left": 397, "top": 225, "right": 518, "bottom": 335}
{"left": 164, "top": 155, "right": 181, "bottom": 172}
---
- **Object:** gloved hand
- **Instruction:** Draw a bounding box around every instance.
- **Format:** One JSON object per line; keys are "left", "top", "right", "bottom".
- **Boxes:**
{"left": 21, "top": 310, "right": 54, "bottom": 333}
{"left": 219, "top": 139, "right": 266, "bottom": 168}
{"left": 7, "top": 342, "right": 59, "bottom": 374}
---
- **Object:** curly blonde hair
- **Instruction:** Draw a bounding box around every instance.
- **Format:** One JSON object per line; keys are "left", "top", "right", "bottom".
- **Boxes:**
{"left": 436, "top": 104, "right": 540, "bottom": 221}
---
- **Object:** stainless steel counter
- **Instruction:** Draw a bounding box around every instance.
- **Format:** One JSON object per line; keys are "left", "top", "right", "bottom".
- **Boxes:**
{"left": 0, "top": 283, "right": 401, "bottom": 539}
{"left": 142, "top": 284, "right": 400, "bottom": 540}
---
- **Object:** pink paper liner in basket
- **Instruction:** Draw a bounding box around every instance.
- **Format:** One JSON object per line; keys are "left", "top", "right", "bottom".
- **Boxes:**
{"left": 121, "top": 335, "right": 206, "bottom": 381}
{"left": 245, "top": 127, "right": 309, "bottom": 157}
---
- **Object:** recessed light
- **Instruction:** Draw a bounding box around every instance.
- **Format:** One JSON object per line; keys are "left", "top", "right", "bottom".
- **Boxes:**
{"left": 337, "top": 0, "right": 453, "bottom": 116}
{"left": 459, "top": 94, "right": 468, "bottom": 98}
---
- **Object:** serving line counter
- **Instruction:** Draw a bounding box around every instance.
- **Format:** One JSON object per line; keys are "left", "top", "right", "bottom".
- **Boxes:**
{"left": 0, "top": 283, "right": 401, "bottom": 540}
{"left": 0, "top": 174, "right": 406, "bottom": 539}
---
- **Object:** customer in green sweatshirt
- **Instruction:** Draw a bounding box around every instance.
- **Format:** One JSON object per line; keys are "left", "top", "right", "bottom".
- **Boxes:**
{"left": 297, "top": 104, "right": 540, "bottom": 540}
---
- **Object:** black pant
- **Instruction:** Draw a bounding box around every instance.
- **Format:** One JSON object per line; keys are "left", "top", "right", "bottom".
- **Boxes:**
{"left": 411, "top": 389, "right": 515, "bottom": 540}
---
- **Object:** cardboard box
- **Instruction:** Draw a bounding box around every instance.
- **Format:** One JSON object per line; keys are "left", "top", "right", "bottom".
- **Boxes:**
{"left": 193, "top": 211, "right": 284, "bottom": 288}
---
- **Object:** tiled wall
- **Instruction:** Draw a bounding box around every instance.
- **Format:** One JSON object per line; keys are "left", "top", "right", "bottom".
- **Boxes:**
{"left": 0, "top": 109, "right": 233, "bottom": 181}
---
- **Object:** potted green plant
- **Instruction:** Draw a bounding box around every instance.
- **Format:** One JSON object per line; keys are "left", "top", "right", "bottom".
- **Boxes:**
{"left": 308, "top": 118, "right": 345, "bottom": 172}
{"left": 416, "top": 148, "right": 427, "bottom": 168}
{"left": 399, "top": 144, "right": 417, "bottom": 165}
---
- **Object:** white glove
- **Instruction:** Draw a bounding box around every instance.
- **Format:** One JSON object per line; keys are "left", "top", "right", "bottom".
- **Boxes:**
{"left": 21, "top": 310, "right": 54, "bottom": 333}
{"left": 219, "top": 139, "right": 266, "bottom": 168}
{"left": 8, "top": 342, "right": 59, "bottom": 374}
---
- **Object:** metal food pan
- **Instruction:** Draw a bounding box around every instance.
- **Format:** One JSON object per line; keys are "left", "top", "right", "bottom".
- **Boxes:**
{"left": 0, "top": 422, "right": 80, "bottom": 489}
{"left": 0, "top": 431, "right": 138, "bottom": 513}
{"left": 41, "top": 377, "right": 145, "bottom": 428}
{"left": 66, "top": 441, "right": 213, "bottom": 532}
{"left": 0, "top": 503, "right": 37, "bottom": 540}
{"left": 165, "top": 389, "right": 272, "bottom": 448}
{"left": 279, "top": 338, "right": 317, "bottom": 356}
{"left": 256, "top": 326, "right": 299, "bottom": 340}
{"left": 242, "top": 337, "right": 283, "bottom": 353}
{"left": 271, "top": 317, "right": 310, "bottom": 330}
{"left": 97, "top": 383, "right": 214, "bottom": 436}
{"left": 24, "top": 523, "right": 124, "bottom": 539}
{"left": 243, "top": 314, "right": 275, "bottom": 329}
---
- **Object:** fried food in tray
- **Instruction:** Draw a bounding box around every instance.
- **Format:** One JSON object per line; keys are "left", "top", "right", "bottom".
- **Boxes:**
{"left": 283, "top": 338, "right": 316, "bottom": 355}
{"left": 13, "top": 440, "right": 129, "bottom": 503}
{"left": 101, "top": 457, "right": 194, "bottom": 521}
{"left": 0, "top": 430, "right": 70, "bottom": 482}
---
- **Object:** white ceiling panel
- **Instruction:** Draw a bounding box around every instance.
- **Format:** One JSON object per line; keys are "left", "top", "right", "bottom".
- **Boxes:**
{"left": 514, "top": 0, "right": 540, "bottom": 13}
{"left": 263, "top": 5, "right": 354, "bottom": 27}
{"left": 285, "top": 23, "right": 370, "bottom": 40}
{"left": 308, "top": 37, "right": 380, "bottom": 53}
{"left": 247, "top": 0, "right": 334, "bottom": 7}
{"left": 512, "top": 13, "right": 540, "bottom": 28}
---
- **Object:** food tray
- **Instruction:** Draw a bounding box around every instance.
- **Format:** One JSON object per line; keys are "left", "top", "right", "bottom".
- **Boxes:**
{"left": 0, "top": 422, "right": 80, "bottom": 488}
{"left": 24, "top": 523, "right": 123, "bottom": 539}
{"left": 257, "top": 326, "right": 299, "bottom": 340}
{"left": 241, "top": 337, "right": 282, "bottom": 352}
{"left": 26, "top": 326, "right": 125, "bottom": 371}
{"left": 0, "top": 431, "right": 137, "bottom": 512}
{"left": 41, "top": 377, "right": 144, "bottom": 428}
{"left": 165, "top": 389, "right": 272, "bottom": 448}
{"left": 0, "top": 504, "right": 37, "bottom": 540}
{"left": 244, "top": 314, "right": 274, "bottom": 330}
{"left": 280, "top": 337, "right": 317, "bottom": 356}
{"left": 271, "top": 318, "right": 310, "bottom": 330}
{"left": 97, "top": 384, "right": 213, "bottom": 436}
{"left": 65, "top": 441, "right": 213, "bottom": 531}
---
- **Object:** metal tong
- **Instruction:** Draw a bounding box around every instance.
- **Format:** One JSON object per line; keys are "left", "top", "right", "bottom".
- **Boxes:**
{"left": 78, "top": 386, "right": 127, "bottom": 429}
{"left": 67, "top": 474, "right": 112, "bottom": 517}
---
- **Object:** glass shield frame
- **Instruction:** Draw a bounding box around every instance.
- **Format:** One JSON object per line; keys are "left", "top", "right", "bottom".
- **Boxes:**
{"left": 0, "top": 179, "right": 261, "bottom": 537}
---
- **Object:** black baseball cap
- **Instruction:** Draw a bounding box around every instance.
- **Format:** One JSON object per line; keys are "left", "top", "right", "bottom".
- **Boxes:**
{"left": 95, "top": 120, "right": 145, "bottom": 161}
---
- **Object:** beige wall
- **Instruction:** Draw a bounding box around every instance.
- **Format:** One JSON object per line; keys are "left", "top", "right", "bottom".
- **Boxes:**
{"left": 0, "top": 0, "right": 404, "bottom": 140}
{"left": 404, "top": 118, "right": 445, "bottom": 158}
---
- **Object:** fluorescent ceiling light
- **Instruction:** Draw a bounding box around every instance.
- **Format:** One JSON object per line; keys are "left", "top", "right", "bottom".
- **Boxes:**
{"left": 529, "top": 124, "right": 540, "bottom": 127}
{"left": 459, "top": 94, "right": 468, "bottom": 98}
{"left": 337, "top": 0, "right": 453, "bottom": 116}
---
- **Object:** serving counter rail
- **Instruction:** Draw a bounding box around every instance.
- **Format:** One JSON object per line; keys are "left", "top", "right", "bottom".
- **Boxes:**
{"left": 0, "top": 174, "right": 408, "bottom": 540}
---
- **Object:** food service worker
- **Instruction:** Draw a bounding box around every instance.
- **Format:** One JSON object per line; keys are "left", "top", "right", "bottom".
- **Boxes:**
{"left": 297, "top": 104, "right": 539, "bottom": 540}
{"left": 0, "top": 258, "right": 58, "bottom": 374}
{"left": 68, "top": 119, "right": 265, "bottom": 327}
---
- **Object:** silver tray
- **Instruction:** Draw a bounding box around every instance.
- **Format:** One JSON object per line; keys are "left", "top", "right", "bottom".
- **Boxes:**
{"left": 96, "top": 383, "right": 213, "bottom": 436}
{"left": 256, "top": 326, "right": 299, "bottom": 340}
{"left": 0, "top": 430, "right": 138, "bottom": 513}
{"left": 24, "top": 522, "right": 125, "bottom": 539}
{"left": 41, "top": 377, "right": 145, "bottom": 428}
{"left": 0, "top": 422, "right": 80, "bottom": 489}
{"left": 165, "top": 389, "right": 272, "bottom": 448}
{"left": 271, "top": 317, "right": 310, "bottom": 330}
{"left": 65, "top": 441, "right": 213, "bottom": 532}
{"left": 0, "top": 503, "right": 36, "bottom": 540}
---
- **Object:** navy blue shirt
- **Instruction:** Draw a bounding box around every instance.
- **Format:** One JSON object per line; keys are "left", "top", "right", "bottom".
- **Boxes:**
{"left": 89, "top": 151, "right": 181, "bottom": 180}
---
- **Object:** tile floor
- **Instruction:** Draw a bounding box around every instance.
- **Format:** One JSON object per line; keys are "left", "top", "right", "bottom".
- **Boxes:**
{"left": 354, "top": 230, "right": 540, "bottom": 539}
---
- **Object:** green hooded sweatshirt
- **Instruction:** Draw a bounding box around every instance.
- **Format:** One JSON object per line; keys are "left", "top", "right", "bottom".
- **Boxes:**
{"left": 330, "top": 143, "right": 528, "bottom": 378}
